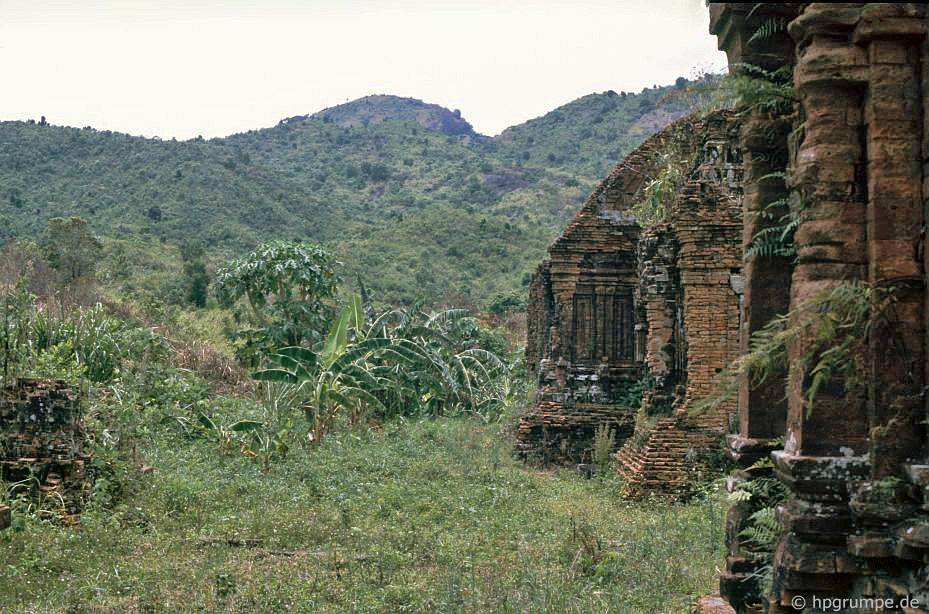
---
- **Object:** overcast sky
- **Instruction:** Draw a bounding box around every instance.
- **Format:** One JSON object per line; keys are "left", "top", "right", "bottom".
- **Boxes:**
{"left": 0, "top": 0, "right": 725, "bottom": 140}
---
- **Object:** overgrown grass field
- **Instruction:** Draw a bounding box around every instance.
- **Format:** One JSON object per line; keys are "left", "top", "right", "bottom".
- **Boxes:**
{"left": 0, "top": 418, "right": 725, "bottom": 613}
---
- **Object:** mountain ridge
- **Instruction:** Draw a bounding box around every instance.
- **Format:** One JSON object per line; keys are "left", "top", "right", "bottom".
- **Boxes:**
{"left": 0, "top": 77, "right": 711, "bottom": 307}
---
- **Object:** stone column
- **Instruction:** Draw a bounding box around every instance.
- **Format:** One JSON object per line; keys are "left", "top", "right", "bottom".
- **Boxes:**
{"left": 710, "top": 4, "right": 798, "bottom": 609}
{"left": 855, "top": 4, "right": 926, "bottom": 481}
{"left": 770, "top": 4, "right": 872, "bottom": 608}
{"left": 733, "top": 114, "right": 792, "bottom": 458}
{"left": 526, "top": 261, "right": 553, "bottom": 381}
{"left": 841, "top": 4, "right": 929, "bottom": 592}
{"left": 710, "top": 1, "right": 798, "bottom": 459}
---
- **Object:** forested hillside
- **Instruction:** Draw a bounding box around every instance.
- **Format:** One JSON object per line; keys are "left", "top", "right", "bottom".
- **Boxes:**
{"left": 0, "top": 78, "right": 708, "bottom": 307}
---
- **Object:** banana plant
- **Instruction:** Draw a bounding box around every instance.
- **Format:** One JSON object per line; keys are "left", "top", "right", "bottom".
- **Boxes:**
{"left": 252, "top": 295, "right": 390, "bottom": 444}
{"left": 378, "top": 307, "right": 506, "bottom": 417}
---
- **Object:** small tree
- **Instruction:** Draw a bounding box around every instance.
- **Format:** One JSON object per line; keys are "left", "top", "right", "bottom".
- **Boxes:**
{"left": 216, "top": 241, "right": 340, "bottom": 357}
{"left": 43, "top": 217, "right": 103, "bottom": 284}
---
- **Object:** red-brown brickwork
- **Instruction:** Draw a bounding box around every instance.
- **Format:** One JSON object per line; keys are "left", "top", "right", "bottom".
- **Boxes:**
{"left": 520, "top": 110, "right": 744, "bottom": 484}
{"left": 0, "top": 379, "right": 90, "bottom": 520}
{"left": 521, "top": 117, "right": 702, "bottom": 461}
{"left": 710, "top": 4, "right": 929, "bottom": 612}
{"left": 515, "top": 401, "right": 635, "bottom": 464}
{"left": 616, "top": 111, "right": 744, "bottom": 496}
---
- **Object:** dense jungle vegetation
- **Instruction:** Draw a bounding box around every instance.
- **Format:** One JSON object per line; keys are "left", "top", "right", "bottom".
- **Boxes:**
{"left": 0, "top": 229, "right": 726, "bottom": 612}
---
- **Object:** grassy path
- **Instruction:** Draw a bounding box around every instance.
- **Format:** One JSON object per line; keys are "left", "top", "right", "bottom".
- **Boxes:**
{"left": 0, "top": 418, "right": 725, "bottom": 612}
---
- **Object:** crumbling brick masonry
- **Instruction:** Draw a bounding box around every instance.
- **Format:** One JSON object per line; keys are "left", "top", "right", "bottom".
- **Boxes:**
{"left": 520, "top": 110, "right": 745, "bottom": 489}
{"left": 0, "top": 379, "right": 89, "bottom": 521}
{"left": 710, "top": 3, "right": 929, "bottom": 612}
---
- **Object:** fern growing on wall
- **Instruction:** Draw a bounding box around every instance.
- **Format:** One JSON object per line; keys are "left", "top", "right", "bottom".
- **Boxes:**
{"left": 714, "top": 63, "right": 795, "bottom": 117}
{"left": 629, "top": 152, "right": 685, "bottom": 228}
{"left": 728, "top": 456, "right": 790, "bottom": 597}
{"left": 692, "top": 281, "right": 911, "bottom": 418}
{"left": 720, "top": 15, "right": 798, "bottom": 263}
{"left": 744, "top": 171, "right": 801, "bottom": 262}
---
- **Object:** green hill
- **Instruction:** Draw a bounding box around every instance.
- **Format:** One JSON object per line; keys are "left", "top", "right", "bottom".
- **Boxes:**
{"left": 493, "top": 79, "right": 713, "bottom": 178}
{"left": 309, "top": 94, "right": 484, "bottom": 140}
{"left": 0, "top": 78, "right": 709, "bottom": 308}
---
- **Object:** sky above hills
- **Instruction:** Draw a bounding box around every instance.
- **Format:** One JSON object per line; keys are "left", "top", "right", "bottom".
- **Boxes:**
{"left": 1, "top": 0, "right": 725, "bottom": 139}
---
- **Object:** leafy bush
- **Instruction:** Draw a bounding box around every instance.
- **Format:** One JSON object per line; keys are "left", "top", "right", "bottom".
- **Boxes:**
{"left": 1, "top": 287, "right": 165, "bottom": 387}
{"left": 592, "top": 424, "right": 616, "bottom": 472}
{"left": 630, "top": 152, "right": 683, "bottom": 228}
{"left": 253, "top": 295, "right": 515, "bottom": 445}
{"left": 216, "top": 241, "right": 340, "bottom": 364}
{"left": 713, "top": 63, "right": 795, "bottom": 117}
{"left": 487, "top": 292, "right": 527, "bottom": 317}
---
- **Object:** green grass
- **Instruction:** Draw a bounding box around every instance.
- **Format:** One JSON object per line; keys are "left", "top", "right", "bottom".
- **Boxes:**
{"left": 0, "top": 417, "right": 725, "bottom": 613}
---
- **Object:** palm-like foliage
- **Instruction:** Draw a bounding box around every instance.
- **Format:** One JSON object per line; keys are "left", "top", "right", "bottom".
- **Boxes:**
{"left": 367, "top": 303, "right": 507, "bottom": 419}
{"left": 1, "top": 284, "right": 166, "bottom": 386}
{"left": 251, "top": 295, "right": 512, "bottom": 443}
{"left": 252, "top": 295, "right": 389, "bottom": 443}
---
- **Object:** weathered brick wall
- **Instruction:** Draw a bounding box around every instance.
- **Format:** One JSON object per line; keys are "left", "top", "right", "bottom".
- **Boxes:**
{"left": 0, "top": 379, "right": 89, "bottom": 519}
{"left": 636, "top": 224, "right": 680, "bottom": 405}
{"left": 617, "top": 111, "right": 744, "bottom": 495}
{"left": 709, "top": 4, "right": 929, "bottom": 612}
{"left": 672, "top": 124, "right": 744, "bottom": 428}
{"left": 525, "top": 261, "right": 552, "bottom": 381}
{"left": 520, "top": 111, "right": 744, "bottom": 473}
{"left": 515, "top": 401, "right": 635, "bottom": 464}
{"left": 518, "top": 119, "right": 702, "bottom": 460}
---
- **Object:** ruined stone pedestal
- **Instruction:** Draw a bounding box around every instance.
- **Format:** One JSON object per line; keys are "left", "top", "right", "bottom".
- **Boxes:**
{"left": 767, "top": 452, "right": 871, "bottom": 611}
{"left": 516, "top": 401, "right": 635, "bottom": 464}
{"left": 0, "top": 504, "right": 9, "bottom": 531}
{"left": 0, "top": 379, "right": 90, "bottom": 519}
{"left": 719, "top": 437, "right": 784, "bottom": 611}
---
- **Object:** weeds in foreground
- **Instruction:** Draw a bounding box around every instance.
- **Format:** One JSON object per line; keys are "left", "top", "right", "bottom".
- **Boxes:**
{"left": 0, "top": 417, "right": 726, "bottom": 613}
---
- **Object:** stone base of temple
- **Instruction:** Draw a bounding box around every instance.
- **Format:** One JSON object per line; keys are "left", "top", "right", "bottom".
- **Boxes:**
{"left": 751, "top": 453, "right": 929, "bottom": 613}
{"left": 515, "top": 401, "right": 636, "bottom": 464}
{"left": 615, "top": 416, "right": 727, "bottom": 497}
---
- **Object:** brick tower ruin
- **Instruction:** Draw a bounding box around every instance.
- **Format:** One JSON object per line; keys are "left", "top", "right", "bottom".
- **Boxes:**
{"left": 616, "top": 111, "right": 745, "bottom": 495}
{"left": 519, "top": 110, "right": 745, "bottom": 490}
{"left": 0, "top": 379, "right": 90, "bottom": 522}
{"left": 709, "top": 3, "right": 929, "bottom": 612}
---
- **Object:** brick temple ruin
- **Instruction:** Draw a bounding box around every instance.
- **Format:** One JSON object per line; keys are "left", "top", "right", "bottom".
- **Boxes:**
{"left": 0, "top": 379, "right": 89, "bottom": 524}
{"left": 526, "top": 2, "right": 929, "bottom": 608}
{"left": 519, "top": 109, "right": 745, "bottom": 493}
{"left": 706, "top": 2, "right": 929, "bottom": 612}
